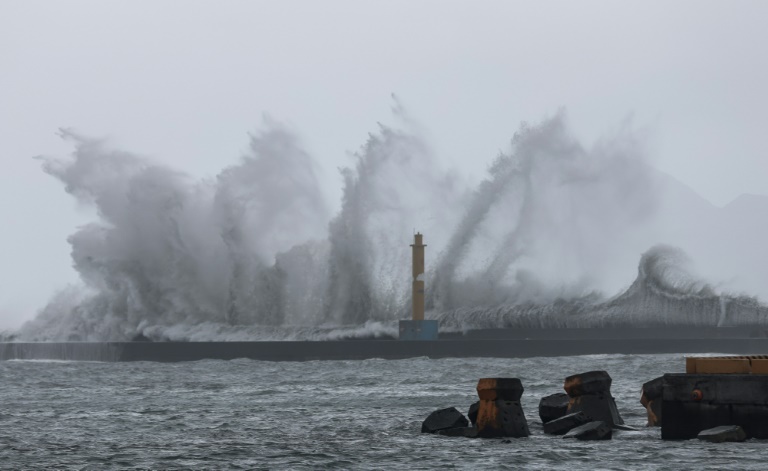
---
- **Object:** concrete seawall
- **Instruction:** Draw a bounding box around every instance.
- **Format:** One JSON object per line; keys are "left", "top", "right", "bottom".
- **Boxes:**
{"left": 3, "top": 337, "right": 768, "bottom": 362}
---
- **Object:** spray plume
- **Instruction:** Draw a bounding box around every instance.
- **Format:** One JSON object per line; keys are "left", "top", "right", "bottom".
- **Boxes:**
{"left": 14, "top": 111, "right": 768, "bottom": 341}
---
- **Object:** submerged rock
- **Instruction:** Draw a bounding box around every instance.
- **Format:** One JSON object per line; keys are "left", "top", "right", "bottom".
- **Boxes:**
{"left": 697, "top": 425, "right": 747, "bottom": 443}
{"left": 437, "top": 426, "right": 478, "bottom": 438}
{"left": 543, "top": 411, "right": 590, "bottom": 435}
{"left": 421, "top": 407, "right": 469, "bottom": 434}
{"left": 563, "top": 421, "right": 613, "bottom": 440}
{"left": 539, "top": 393, "right": 569, "bottom": 423}
{"left": 613, "top": 424, "right": 641, "bottom": 432}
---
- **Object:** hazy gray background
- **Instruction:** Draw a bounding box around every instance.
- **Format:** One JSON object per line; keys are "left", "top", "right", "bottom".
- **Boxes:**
{"left": 1, "top": 0, "right": 766, "bottom": 330}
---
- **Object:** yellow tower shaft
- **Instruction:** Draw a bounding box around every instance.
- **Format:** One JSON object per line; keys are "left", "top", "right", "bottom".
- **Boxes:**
{"left": 411, "top": 233, "right": 426, "bottom": 321}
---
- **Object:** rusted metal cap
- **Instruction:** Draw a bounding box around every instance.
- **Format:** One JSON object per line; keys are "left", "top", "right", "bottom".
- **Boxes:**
{"left": 691, "top": 389, "right": 703, "bottom": 401}
{"left": 476, "top": 378, "right": 524, "bottom": 401}
{"left": 563, "top": 370, "right": 612, "bottom": 397}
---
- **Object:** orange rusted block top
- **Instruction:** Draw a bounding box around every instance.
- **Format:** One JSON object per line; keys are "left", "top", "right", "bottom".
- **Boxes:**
{"left": 477, "top": 378, "right": 499, "bottom": 400}
{"left": 476, "top": 378, "right": 524, "bottom": 401}
{"left": 563, "top": 376, "right": 581, "bottom": 397}
{"left": 686, "top": 355, "right": 768, "bottom": 374}
{"left": 562, "top": 370, "right": 611, "bottom": 397}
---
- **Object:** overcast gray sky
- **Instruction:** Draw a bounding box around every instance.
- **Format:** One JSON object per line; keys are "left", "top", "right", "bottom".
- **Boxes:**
{"left": 1, "top": 0, "right": 767, "bottom": 329}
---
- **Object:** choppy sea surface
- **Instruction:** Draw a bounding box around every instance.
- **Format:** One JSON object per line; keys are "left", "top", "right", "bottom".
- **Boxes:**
{"left": 1, "top": 353, "right": 765, "bottom": 470}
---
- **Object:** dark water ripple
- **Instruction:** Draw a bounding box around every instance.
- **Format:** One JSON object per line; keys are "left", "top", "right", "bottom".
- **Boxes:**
{"left": 1, "top": 354, "right": 765, "bottom": 469}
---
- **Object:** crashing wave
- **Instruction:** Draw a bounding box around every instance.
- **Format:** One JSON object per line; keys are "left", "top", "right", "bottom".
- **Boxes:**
{"left": 437, "top": 245, "right": 768, "bottom": 330}
{"left": 13, "top": 110, "right": 768, "bottom": 341}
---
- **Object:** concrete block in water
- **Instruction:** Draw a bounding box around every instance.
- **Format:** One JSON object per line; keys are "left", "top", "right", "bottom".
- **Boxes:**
{"left": 475, "top": 378, "right": 529, "bottom": 438}
{"left": 421, "top": 407, "right": 469, "bottom": 434}
{"left": 642, "top": 375, "right": 664, "bottom": 399}
{"left": 564, "top": 370, "right": 612, "bottom": 396}
{"left": 613, "top": 424, "right": 640, "bottom": 432}
{"left": 437, "top": 426, "right": 478, "bottom": 438}
{"left": 563, "top": 421, "right": 613, "bottom": 440}
{"left": 539, "top": 393, "right": 569, "bottom": 423}
{"left": 476, "top": 400, "right": 530, "bottom": 438}
{"left": 468, "top": 401, "right": 479, "bottom": 425}
{"left": 662, "top": 373, "right": 768, "bottom": 439}
{"left": 567, "top": 392, "right": 624, "bottom": 427}
{"left": 477, "top": 378, "right": 524, "bottom": 401}
{"left": 564, "top": 370, "right": 624, "bottom": 427}
{"left": 543, "top": 411, "right": 590, "bottom": 435}
{"left": 640, "top": 376, "right": 664, "bottom": 426}
{"left": 697, "top": 425, "right": 747, "bottom": 443}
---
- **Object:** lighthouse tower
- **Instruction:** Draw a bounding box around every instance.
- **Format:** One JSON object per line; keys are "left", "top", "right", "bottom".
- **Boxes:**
{"left": 399, "top": 232, "right": 439, "bottom": 340}
{"left": 411, "top": 232, "right": 426, "bottom": 321}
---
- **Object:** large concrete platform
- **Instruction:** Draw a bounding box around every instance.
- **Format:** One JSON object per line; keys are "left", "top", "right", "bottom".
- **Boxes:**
{"left": 662, "top": 373, "right": 768, "bottom": 439}
{"left": 3, "top": 337, "right": 768, "bottom": 362}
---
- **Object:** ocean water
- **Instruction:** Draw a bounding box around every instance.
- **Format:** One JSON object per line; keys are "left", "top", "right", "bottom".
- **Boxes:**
{"left": 1, "top": 353, "right": 765, "bottom": 470}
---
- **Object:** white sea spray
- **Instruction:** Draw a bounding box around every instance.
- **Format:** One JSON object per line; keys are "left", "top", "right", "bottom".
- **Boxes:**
{"left": 15, "top": 112, "right": 768, "bottom": 341}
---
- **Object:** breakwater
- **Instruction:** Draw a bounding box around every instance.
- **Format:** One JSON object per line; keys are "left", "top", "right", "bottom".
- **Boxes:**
{"left": 4, "top": 336, "right": 768, "bottom": 362}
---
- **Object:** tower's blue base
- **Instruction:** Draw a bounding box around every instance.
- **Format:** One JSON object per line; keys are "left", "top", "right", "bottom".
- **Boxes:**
{"left": 399, "top": 320, "right": 439, "bottom": 340}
